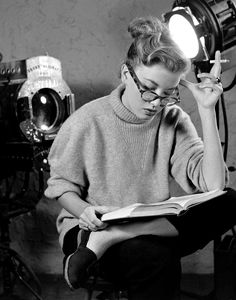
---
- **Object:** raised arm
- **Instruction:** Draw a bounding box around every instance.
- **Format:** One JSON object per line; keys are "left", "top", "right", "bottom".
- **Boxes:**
{"left": 180, "top": 51, "right": 226, "bottom": 190}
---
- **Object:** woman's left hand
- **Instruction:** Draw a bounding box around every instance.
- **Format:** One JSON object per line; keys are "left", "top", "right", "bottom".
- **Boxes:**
{"left": 180, "top": 50, "right": 223, "bottom": 109}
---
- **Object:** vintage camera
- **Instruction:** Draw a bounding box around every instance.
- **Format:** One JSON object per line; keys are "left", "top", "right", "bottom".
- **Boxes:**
{"left": 0, "top": 56, "right": 75, "bottom": 175}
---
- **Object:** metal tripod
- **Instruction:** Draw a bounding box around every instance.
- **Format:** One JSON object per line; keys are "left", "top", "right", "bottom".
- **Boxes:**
{"left": 0, "top": 174, "right": 43, "bottom": 300}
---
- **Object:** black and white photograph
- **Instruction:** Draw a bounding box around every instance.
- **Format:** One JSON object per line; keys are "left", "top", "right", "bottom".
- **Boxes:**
{"left": 0, "top": 1, "right": 236, "bottom": 299}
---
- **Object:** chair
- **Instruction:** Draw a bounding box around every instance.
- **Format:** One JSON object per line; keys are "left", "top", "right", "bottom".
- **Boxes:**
{"left": 82, "top": 275, "right": 127, "bottom": 300}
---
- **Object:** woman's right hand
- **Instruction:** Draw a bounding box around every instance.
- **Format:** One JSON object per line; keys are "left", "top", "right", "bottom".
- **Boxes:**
{"left": 180, "top": 51, "right": 223, "bottom": 110}
{"left": 78, "top": 205, "right": 119, "bottom": 231}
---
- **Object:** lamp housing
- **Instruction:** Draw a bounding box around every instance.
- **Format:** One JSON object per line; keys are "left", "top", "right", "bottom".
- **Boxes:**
{"left": 0, "top": 56, "right": 75, "bottom": 173}
{"left": 163, "top": 0, "right": 236, "bottom": 69}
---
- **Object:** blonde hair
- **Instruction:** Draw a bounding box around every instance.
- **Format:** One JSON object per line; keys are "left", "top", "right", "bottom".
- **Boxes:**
{"left": 125, "top": 16, "right": 190, "bottom": 74}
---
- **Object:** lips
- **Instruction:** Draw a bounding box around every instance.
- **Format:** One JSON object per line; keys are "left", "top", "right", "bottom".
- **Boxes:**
{"left": 144, "top": 109, "right": 157, "bottom": 115}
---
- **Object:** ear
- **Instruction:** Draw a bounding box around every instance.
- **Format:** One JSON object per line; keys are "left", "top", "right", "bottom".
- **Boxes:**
{"left": 120, "top": 64, "right": 129, "bottom": 83}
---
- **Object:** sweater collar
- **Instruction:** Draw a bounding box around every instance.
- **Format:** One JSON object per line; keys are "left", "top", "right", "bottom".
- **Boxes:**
{"left": 110, "top": 84, "right": 160, "bottom": 124}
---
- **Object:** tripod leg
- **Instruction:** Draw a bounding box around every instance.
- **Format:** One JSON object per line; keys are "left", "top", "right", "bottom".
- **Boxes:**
{"left": 10, "top": 250, "right": 42, "bottom": 300}
{"left": 2, "top": 256, "right": 14, "bottom": 295}
{"left": 1, "top": 247, "right": 42, "bottom": 300}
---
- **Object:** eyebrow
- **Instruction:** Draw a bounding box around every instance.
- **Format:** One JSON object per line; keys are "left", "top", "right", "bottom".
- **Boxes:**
{"left": 143, "top": 77, "right": 178, "bottom": 90}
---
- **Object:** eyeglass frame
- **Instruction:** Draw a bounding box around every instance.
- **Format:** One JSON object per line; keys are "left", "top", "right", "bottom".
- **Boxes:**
{"left": 126, "top": 62, "right": 181, "bottom": 107}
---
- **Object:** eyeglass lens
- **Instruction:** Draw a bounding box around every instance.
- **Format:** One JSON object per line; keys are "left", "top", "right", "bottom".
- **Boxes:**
{"left": 126, "top": 62, "right": 180, "bottom": 106}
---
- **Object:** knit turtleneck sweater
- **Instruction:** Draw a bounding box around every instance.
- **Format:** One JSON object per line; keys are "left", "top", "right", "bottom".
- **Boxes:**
{"left": 45, "top": 84, "right": 207, "bottom": 245}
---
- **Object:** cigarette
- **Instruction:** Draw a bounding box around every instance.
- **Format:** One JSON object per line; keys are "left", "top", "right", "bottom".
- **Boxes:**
{"left": 209, "top": 59, "right": 230, "bottom": 64}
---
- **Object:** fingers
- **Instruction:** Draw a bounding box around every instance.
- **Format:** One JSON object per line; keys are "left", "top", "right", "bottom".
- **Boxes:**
{"left": 197, "top": 73, "right": 221, "bottom": 84}
{"left": 180, "top": 73, "right": 222, "bottom": 102}
{"left": 78, "top": 220, "right": 90, "bottom": 231}
{"left": 198, "top": 50, "right": 222, "bottom": 82}
{"left": 210, "top": 50, "right": 222, "bottom": 78}
{"left": 180, "top": 50, "right": 222, "bottom": 90}
{"left": 195, "top": 51, "right": 222, "bottom": 83}
{"left": 179, "top": 51, "right": 223, "bottom": 108}
{"left": 198, "top": 81, "right": 223, "bottom": 93}
{"left": 78, "top": 206, "right": 114, "bottom": 231}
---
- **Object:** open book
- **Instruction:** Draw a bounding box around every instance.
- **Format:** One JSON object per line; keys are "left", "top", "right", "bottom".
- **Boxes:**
{"left": 101, "top": 189, "right": 226, "bottom": 222}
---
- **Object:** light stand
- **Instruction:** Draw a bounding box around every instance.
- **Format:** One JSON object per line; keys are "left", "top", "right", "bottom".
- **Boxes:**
{"left": 0, "top": 55, "right": 75, "bottom": 299}
{"left": 163, "top": 1, "right": 236, "bottom": 299}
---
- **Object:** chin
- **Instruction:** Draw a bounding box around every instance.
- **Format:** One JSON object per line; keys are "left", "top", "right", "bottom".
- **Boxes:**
{"left": 140, "top": 114, "right": 153, "bottom": 120}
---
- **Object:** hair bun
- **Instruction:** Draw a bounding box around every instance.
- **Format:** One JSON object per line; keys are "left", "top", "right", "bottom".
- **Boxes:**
{"left": 128, "top": 16, "right": 163, "bottom": 40}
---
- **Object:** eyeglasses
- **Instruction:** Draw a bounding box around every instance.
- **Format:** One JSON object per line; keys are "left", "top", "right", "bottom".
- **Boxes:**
{"left": 126, "top": 63, "right": 180, "bottom": 107}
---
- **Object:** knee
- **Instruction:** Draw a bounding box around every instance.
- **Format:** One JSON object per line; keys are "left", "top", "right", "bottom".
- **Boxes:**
{"left": 99, "top": 235, "right": 181, "bottom": 296}
{"left": 119, "top": 235, "right": 180, "bottom": 276}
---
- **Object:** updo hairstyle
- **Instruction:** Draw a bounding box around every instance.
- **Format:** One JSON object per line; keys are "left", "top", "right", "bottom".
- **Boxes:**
{"left": 125, "top": 16, "right": 190, "bottom": 74}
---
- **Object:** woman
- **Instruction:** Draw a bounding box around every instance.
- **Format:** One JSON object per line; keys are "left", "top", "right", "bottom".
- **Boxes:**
{"left": 45, "top": 16, "right": 236, "bottom": 300}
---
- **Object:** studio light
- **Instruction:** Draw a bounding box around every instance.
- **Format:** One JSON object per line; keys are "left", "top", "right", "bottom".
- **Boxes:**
{"left": 0, "top": 55, "right": 75, "bottom": 298}
{"left": 164, "top": 2, "right": 236, "bottom": 299}
{"left": 163, "top": 0, "right": 236, "bottom": 71}
{"left": 0, "top": 55, "right": 75, "bottom": 174}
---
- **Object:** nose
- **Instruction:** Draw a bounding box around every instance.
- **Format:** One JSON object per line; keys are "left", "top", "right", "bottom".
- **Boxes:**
{"left": 150, "top": 88, "right": 165, "bottom": 107}
{"left": 150, "top": 98, "right": 160, "bottom": 107}
{"left": 156, "top": 88, "right": 166, "bottom": 97}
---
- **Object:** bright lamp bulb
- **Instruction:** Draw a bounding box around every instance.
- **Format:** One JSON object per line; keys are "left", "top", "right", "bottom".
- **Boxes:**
{"left": 40, "top": 124, "right": 49, "bottom": 131}
{"left": 40, "top": 95, "right": 47, "bottom": 104}
{"left": 168, "top": 14, "right": 199, "bottom": 58}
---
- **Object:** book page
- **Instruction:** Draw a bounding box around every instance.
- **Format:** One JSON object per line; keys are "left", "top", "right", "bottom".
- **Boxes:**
{"left": 101, "top": 189, "right": 225, "bottom": 222}
{"left": 164, "top": 189, "right": 225, "bottom": 208}
{"left": 101, "top": 203, "right": 142, "bottom": 221}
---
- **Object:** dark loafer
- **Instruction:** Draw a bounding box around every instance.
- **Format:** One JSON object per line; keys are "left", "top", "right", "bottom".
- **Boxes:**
{"left": 63, "top": 230, "right": 97, "bottom": 290}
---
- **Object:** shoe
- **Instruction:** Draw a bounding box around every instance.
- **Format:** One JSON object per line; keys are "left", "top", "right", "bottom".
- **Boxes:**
{"left": 63, "top": 230, "right": 97, "bottom": 290}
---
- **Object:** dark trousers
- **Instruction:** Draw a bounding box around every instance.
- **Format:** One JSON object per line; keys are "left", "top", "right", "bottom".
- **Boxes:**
{"left": 63, "top": 188, "right": 236, "bottom": 300}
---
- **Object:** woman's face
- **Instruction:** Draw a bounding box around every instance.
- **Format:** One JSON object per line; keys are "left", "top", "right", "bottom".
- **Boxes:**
{"left": 121, "top": 63, "right": 182, "bottom": 120}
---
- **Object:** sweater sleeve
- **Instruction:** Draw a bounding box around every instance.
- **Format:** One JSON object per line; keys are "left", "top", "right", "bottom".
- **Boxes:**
{"left": 44, "top": 107, "right": 91, "bottom": 215}
{"left": 169, "top": 107, "right": 229, "bottom": 193}
{"left": 170, "top": 108, "right": 208, "bottom": 193}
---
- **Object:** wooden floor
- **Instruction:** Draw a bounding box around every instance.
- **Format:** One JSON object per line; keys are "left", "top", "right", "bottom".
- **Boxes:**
{"left": 0, "top": 273, "right": 215, "bottom": 300}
